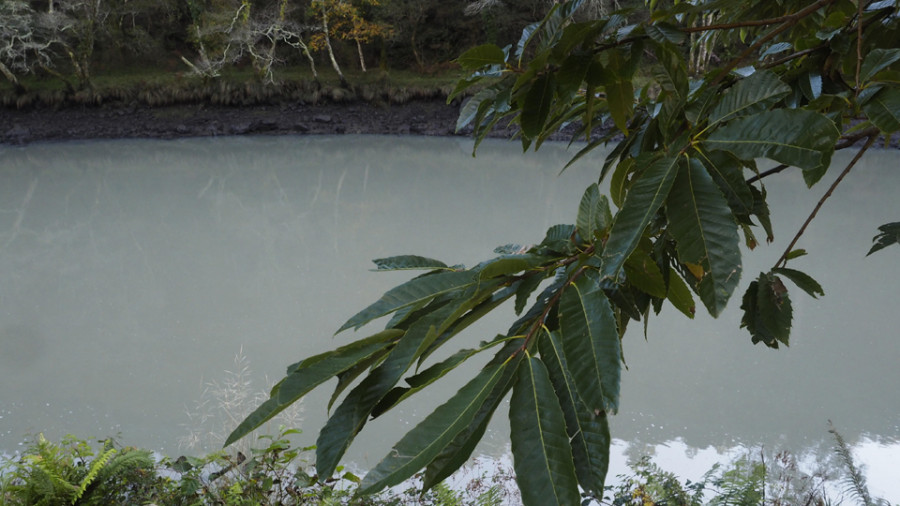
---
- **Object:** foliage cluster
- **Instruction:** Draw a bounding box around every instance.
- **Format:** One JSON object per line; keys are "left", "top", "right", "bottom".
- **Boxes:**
{"left": 224, "top": 0, "right": 900, "bottom": 504}
{"left": 0, "top": 430, "right": 512, "bottom": 506}
{"left": 0, "top": 0, "right": 650, "bottom": 94}
{"left": 1, "top": 426, "right": 892, "bottom": 505}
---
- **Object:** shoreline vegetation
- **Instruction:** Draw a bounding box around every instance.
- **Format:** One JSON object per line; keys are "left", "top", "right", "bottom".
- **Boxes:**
{"left": 1, "top": 427, "right": 891, "bottom": 505}
{"left": 0, "top": 68, "right": 516, "bottom": 146}
{"left": 3, "top": 68, "right": 898, "bottom": 149}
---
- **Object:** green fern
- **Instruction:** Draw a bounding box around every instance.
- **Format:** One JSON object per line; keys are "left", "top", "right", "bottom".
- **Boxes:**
{"left": 71, "top": 445, "right": 117, "bottom": 504}
{"left": 829, "top": 421, "right": 876, "bottom": 506}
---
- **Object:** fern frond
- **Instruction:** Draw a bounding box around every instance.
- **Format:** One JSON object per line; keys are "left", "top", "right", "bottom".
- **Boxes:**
{"left": 828, "top": 421, "right": 874, "bottom": 506}
{"left": 95, "top": 448, "right": 155, "bottom": 484}
{"left": 71, "top": 447, "right": 117, "bottom": 504}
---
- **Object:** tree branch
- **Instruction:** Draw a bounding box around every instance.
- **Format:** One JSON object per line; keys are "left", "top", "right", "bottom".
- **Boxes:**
{"left": 746, "top": 126, "right": 882, "bottom": 183}
{"left": 773, "top": 134, "right": 877, "bottom": 269}
{"left": 711, "top": 0, "right": 836, "bottom": 86}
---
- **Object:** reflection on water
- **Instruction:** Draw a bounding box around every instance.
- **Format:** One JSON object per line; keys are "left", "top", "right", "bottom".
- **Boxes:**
{"left": 0, "top": 136, "right": 897, "bottom": 501}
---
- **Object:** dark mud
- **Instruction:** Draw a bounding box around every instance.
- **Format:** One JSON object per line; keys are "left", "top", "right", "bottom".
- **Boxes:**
{"left": 0, "top": 99, "right": 505, "bottom": 145}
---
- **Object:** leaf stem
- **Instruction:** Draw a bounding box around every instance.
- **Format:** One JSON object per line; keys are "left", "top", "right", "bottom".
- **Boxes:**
{"left": 520, "top": 265, "right": 590, "bottom": 351}
{"left": 773, "top": 135, "right": 877, "bottom": 269}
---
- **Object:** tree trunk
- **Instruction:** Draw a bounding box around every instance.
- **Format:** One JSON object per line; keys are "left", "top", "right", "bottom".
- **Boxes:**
{"left": 0, "top": 61, "right": 26, "bottom": 93}
{"left": 321, "top": 4, "right": 346, "bottom": 86}
{"left": 355, "top": 39, "right": 367, "bottom": 72}
{"left": 410, "top": 24, "right": 424, "bottom": 70}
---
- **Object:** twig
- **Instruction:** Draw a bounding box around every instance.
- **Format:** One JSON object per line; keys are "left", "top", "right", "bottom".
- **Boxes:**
{"left": 747, "top": 126, "right": 881, "bottom": 183}
{"left": 773, "top": 134, "right": 877, "bottom": 269}
{"left": 711, "top": 0, "right": 836, "bottom": 86}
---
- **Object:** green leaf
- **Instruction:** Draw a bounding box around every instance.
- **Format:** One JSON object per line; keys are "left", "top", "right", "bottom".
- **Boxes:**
{"left": 521, "top": 74, "right": 556, "bottom": 139}
{"left": 509, "top": 356, "right": 581, "bottom": 506}
{"left": 456, "top": 88, "right": 497, "bottom": 132}
{"left": 318, "top": 289, "right": 481, "bottom": 477}
{"left": 557, "top": 52, "right": 592, "bottom": 102}
{"left": 609, "top": 157, "right": 635, "bottom": 208}
{"left": 860, "top": 48, "right": 900, "bottom": 83}
{"left": 601, "top": 156, "right": 680, "bottom": 281}
{"left": 478, "top": 255, "right": 549, "bottom": 280}
{"left": 538, "top": 331, "right": 610, "bottom": 497}
{"left": 862, "top": 87, "right": 900, "bottom": 134}
{"left": 666, "top": 272, "right": 696, "bottom": 318}
{"left": 559, "top": 270, "right": 621, "bottom": 413}
{"left": 867, "top": 222, "right": 900, "bottom": 256}
{"left": 624, "top": 248, "right": 667, "bottom": 299}
{"left": 644, "top": 22, "right": 686, "bottom": 45}
{"left": 422, "top": 342, "right": 523, "bottom": 491}
{"left": 666, "top": 157, "right": 742, "bottom": 317}
{"left": 358, "top": 360, "right": 512, "bottom": 494}
{"left": 772, "top": 267, "right": 824, "bottom": 299}
{"left": 224, "top": 330, "right": 402, "bottom": 447}
{"left": 372, "top": 255, "right": 449, "bottom": 271}
{"left": 740, "top": 272, "right": 792, "bottom": 348}
{"left": 371, "top": 338, "right": 506, "bottom": 418}
{"left": 696, "top": 150, "right": 754, "bottom": 218}
{"left": 703, "top": 109, "right": 840, "bottom": 186}
{"left": 456, "top": 44, "right": 506, "bottom": 72}
{"left": 652, "top": 44, "right": 688, "bottom": 101}
{"left": 577, "top": 183, "right": 613, "bottom": 242}
{"left": 338, "top": 270, "right": 477, "bottom": 333}
{"left": 708, "top": 70, "right": 791, "bottom": 126}
{"left": 603, "top": 74, "right": 634, "bottom": 133}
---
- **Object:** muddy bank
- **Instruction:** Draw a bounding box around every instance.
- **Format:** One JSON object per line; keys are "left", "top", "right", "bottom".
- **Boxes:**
{"left": 0, "top": 99, "right": 509, "bottom": 145}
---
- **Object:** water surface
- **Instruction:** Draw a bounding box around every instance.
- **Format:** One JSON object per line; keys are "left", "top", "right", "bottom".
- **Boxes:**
{"left": 1, "top": 136, "right": 897, "bottom": 500}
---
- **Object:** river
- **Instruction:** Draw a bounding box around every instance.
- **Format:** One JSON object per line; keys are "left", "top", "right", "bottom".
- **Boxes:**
{"left": 1, "top": 135, "right": 897, "bottom": 501}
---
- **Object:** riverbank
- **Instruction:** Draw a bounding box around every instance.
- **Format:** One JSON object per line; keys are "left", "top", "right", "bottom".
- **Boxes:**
{"left": 0, "top": 99, "right": 482, "bottom": 145}
{"left": 2, "top": 96, "right": 896, "bottom": 148}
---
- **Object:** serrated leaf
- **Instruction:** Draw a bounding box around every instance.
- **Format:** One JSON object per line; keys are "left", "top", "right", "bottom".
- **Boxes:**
{"left": 557, "top": 52, "right": 592, "bottom": 101}
{"left": 708, "top": 70, "right": 790, "bottom": 126}
{"left": 610, "top": 157, "right": 635, "bottom": 208}
{"left": 666, "top": 157, "right": 742, "bottom": 317}
{"left": 862, "top": 87, "right": 900, "bottom": 134}
{"left": 478, "top": 255, "right": 548, "bottom": 280}
{"left": 653, "top": 45, "right": 688, "bottom": 101}
{"left": 645, "top": 22, "right": 686, "bottom": 45}
{"left": 696, "top": 149, "right": 754, "bottom": 217}
{"left": 601, "top": 156, "right": 680, "bottom": 280}
{"left": 509, "top": 356, "right": 581, "bottom": 506}
{"left": 772, "top": 267, "right": 824, "bottom": 298}
{"left": 224, "top": 330, "right": 402, "bottom": 447}
{"left": 666, "top": 272, "right": 695, "bottom": 318}
{"left": 372, "top": 255, "right": 449, "bottom": 271}
{"left": 371, "top": 338, "right": 506, "bottom": 418}
{"left": 521, "top": 74, "right": 556, "bottom": 139}
{"left": 538, "top": 331, "right": 609, "bottom": 498}
{"left": 457, "top": 44, "right": 506, "bottom": 72}
{"left": 318, "top": 287, "right": 483, "bottom": 477}
{"left": 703, "top": 109, "right": 840, "bottom": 186}
{"left": 515, "top": 273, "right": 547, "bottom": 315}
{"left": 577, "top": 183, "right": 612, "bottom": 242}
{"left": 422, "top": 342, "right": 523, "bottom": 491}
{"left": 559, "top": 270, "right": 621, "bottom": 413}
{"left": 604, "top": 74, "right": 634, "bottom": 133}
{"left": 358, "top": 359, "right": 511, "bottom": 494}
{"left": 860, "top": 48, "right": 900, "bottom": 83}
{"left": 740, "top": 273, "right": 792, "bottom": 348}
{"left": 624, "top": 248, "right": 667, "bottom": 299}
{"left": 867, "top": 222, "right": 900, "bottom": 256}
{"left": 338, "top": 270, "right": 477, "bottom": 333}
{"left": 457, "top": 87, "right": 497, "bottom": 132}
